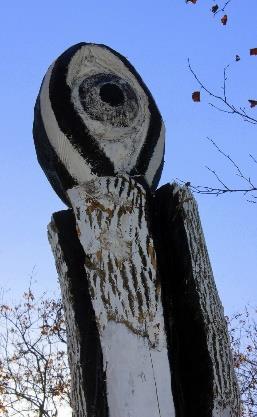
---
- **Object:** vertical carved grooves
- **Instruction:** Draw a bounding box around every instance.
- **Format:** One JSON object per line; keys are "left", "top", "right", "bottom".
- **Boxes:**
{"left": 49, "top": 210, "right": 109, "bottom": 417}
{"left": 153, "top": 184, "right": 212, "bottom": 417}
{"left": 67, "top": 177, "right": 163, "bottom": 343}
{"left": 153, "top": 183, "right": 240, "bottom": 417}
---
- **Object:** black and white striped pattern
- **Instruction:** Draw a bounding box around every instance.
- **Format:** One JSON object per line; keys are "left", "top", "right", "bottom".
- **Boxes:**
{"left": 33, "top": 43, "right": 165, "bottom": 206}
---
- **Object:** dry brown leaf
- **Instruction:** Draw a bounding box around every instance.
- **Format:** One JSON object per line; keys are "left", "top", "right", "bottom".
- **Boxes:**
{"left": 221, "top": 14, "right": 228, "bottom": 25}
{"left": 192, "top": 91, "right": 200, "bottom": 102}
{"left": 212, "top": 4, "right": 219, "bottom": 13}
{"left": 235, "top": 55, "right": 240, "bottom": 62}
{"left": 250, "top": 48, "right": 257, "bottom": 56}
{"left": 248, "top": 100, "right": 257, "bottom": 108}
{"left": 186, "top": 0, "right": 197, "bottom": 3}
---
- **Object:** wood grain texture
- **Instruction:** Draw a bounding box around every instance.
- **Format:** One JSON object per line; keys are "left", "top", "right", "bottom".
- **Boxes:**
{"left": 47, "top": 177, "right": 240, "bottom": 417}
{"left": 67, "top": 176, "right": 163, "bottom": 344}
{"left": 154, "top": 183, "right": 241, "bottom": 417}
{"left": 48, "top": 210, "right": 108, "bottom": 417}
{"left": 49, "top": 176, "right": 175, "bottom": 417}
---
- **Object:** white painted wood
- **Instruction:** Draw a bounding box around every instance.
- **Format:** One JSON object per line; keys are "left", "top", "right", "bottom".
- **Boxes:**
{"left": 101, "top": 322, "right": 175, "bottom": 417}
{"left": 68, "top": 177, "right": 175, "bottom": 417}
{"left": 65, "top": 175, "right": 175, "bottom": 417}
{"left": 67, "top": 177, "right": 161, "bottom": 341}
{"left": 48, "top": 178, "right": 241, "bottom": 417}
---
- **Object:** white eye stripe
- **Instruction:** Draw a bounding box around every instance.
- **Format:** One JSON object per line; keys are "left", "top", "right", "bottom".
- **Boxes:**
{"left": 67, "top": 45, "right": 151, "bottom": 175}
{"left": 40, "top": 62, "right": 96, "bottom": 184}
{"left": 67, "top": 45, "right": 144, "bottom": 90}
{"left": 145, "top": 122, "right": 165, "bottom": 187}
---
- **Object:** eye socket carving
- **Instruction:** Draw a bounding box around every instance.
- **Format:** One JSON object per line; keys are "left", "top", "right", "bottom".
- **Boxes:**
{"left": 78, "top": 73, "right": 139, "bottom": 128}
{"left": 100, "top": 83, "right": 125, "bottom": 107}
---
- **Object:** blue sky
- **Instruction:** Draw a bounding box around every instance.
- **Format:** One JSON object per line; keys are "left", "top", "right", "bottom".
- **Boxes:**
{"left": 0, "top": 0, "right": 256, "bottom": 315}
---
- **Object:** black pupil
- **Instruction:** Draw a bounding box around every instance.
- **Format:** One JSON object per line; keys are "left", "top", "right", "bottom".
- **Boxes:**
{"left": 100, "top": 83, "right": 125, "bottom": 107}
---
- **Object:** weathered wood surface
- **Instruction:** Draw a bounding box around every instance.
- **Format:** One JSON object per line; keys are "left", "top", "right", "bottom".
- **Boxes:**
{"left": 49, "top": 176, "right": 176, "bottom": 417}
{"left": 48, "top": 210, "right": 108, "bottom": 417}
{"left": 154, "top": 183, "right": 241, "bottom": 417}
{"left": 34, "top": 42, "right": 241, "bottom": 417}
{"left": 49, "top": 178, "right": 240, "bottom": 417}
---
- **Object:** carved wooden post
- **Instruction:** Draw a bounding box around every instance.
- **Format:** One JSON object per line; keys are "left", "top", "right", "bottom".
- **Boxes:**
{"left": 33, "top": 43, "right": 241, "bottom": 417}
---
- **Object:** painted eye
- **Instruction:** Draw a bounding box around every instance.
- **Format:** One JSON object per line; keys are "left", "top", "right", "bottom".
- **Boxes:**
{"left": 78, "top": 73, "right": 138, "bottom": 127}
{"left": 99, "top": 82, "right": 125, "bottom": 107}
{"left": 33, "top": 43, "right": 165, "bottom": 206}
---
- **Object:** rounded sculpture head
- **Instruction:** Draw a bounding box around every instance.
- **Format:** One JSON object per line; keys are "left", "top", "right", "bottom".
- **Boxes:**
{"left": 33, "top": 42, "right": 165, "bottom": 206}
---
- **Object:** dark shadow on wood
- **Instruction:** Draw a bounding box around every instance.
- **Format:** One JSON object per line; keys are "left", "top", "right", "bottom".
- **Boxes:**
{"left": 52, "top": 210, "right": 109, "bottom": 417}
{"left": 153, "top": 184, "right": 213, "bottom": 417}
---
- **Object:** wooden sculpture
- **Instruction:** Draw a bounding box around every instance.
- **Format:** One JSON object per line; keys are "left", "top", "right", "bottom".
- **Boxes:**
{"left": 33, "top": 42, "right": 240, "bottom": 417}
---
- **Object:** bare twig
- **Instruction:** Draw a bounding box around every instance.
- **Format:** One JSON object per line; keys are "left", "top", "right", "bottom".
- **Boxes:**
{"left": 250, "top": 154, "right": 257, "bottom": 164}
{"left": 213, "top": 0, "right": 233, "bottom": 16}
{"left": 179, "top": 138, "right": 257, "bottom": 202}
{"left": 188, "top": 59, "right": 257, "bottom": 125}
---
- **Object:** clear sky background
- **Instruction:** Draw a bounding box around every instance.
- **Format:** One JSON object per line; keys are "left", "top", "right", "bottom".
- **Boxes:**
{"left": 0, "top": 0, "right": 256, "bottom": 316}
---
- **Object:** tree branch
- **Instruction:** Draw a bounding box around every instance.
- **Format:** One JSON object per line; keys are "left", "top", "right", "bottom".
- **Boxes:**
{"left": 188, "top": 59, "right": 257, "bottom": 125}
{"left": 179, "top": 138, "right": 257, "bottom": 202}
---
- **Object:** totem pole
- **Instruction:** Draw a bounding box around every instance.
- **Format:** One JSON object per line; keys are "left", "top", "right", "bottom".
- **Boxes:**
{"left": 33, "top": 43, "right": 240, "bottom": 417}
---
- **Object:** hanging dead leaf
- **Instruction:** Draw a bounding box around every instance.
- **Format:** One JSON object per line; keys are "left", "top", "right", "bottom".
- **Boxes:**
{"left": 212, "top": 4, "right": 219, "bottom": 13}
{"left": 192, "top": 91, "right": 200, "bottom": 102}
{"left": 235, "top": 55, "right": 240, "bottom": 62}
{"left": 248, "top": 100, "right": 257, "bottom": 108}
{"left": 221, "top": 14, "right": 228, "bottom": 25}
{"left": 250, "top": 48, "right": 257, "bottom": 56}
